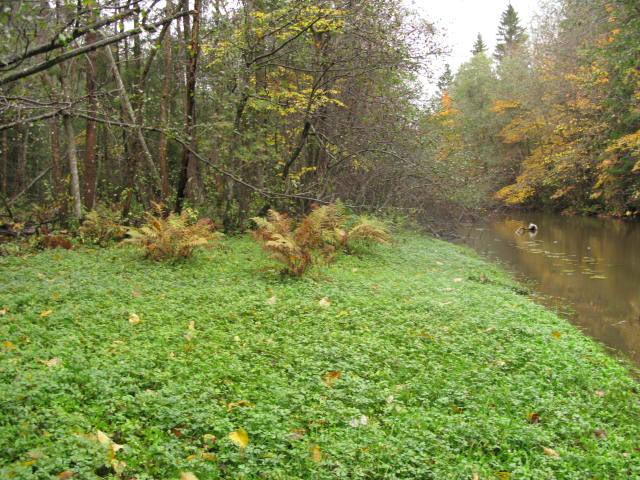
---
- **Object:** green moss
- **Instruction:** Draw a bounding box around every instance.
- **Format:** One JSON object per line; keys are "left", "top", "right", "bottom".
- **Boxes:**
{"left": 0, "top": 235, "right": 638, "bottom": 479}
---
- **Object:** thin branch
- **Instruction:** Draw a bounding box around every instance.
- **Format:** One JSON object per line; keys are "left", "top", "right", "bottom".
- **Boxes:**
{"left": 0, "top": 8, "right": 137, "bottom": 70}
{"left": 8, "top": 166, "right": 51, "bottom": 206}
{"left": 0, "top": 9, "right": 191, "bottom": 86}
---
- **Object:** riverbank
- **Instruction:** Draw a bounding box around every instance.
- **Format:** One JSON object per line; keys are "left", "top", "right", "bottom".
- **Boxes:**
{"left": 458, "top": 210, "right": 640, "bottom": 366}
{"left": 1, "top": 235, "right": 639, "bottom": 478}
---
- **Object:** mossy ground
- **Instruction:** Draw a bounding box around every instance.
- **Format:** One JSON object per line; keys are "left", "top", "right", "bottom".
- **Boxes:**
{"left": 1, "top": 235, "right": 639, "bottom": 479}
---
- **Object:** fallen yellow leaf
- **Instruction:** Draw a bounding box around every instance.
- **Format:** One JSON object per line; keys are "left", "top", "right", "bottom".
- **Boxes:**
{"left": 228, "top": 428, "right": 249, "bottom": 449}
{"left": 188, "top": 321, "right": 196, "bottom": 331}
{"left": 40, "top": 310, "right": 53, "bottom": 317}
{"left": 180, "top": 473, "right": 198, "bottom": 480}
{"left": 128, "top": 313, "right": 141, "bottom": 324}
{"left": 227, "top": 400, "right": 252, "bottom": 412}
{"left": 310, "top": 444, "right": 322, "bottom": 463}
{"left": 57, "top": 471, "right": 74, "bottom": 479}
{"left": 318, "top": 297, "right": 331, "bottom": 307}
{"left": 266, "top": 296, "right": 277, "bottom": 305}
{"left": 0, "top": 307, "right": 7, "bottom": 315}
{"left": 96, "top": 430, "right": 111, "bottom": 447}
{"left": 39, "top": 357, "right": 61, "bottom": 368}
{"left": 2, "top": 340, "right": 16, "bottom": 350}
{"left": 322, "top": 370, "right": 342, "bottom": 387}
{"left": 551, "top": 331, "right": 562, "bottom": 339}
{"left": 543, "top": 447, "right": 560, "bottom": 458}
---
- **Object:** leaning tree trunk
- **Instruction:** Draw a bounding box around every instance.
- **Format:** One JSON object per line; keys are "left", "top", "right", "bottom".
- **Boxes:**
{"left": 101, "top": 34, "right": 161, "bottom": 191}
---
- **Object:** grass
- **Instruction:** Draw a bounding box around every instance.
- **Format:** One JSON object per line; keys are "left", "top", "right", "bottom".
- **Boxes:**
{"left": 0, "top": 234, "right": 639, "bottom": 479}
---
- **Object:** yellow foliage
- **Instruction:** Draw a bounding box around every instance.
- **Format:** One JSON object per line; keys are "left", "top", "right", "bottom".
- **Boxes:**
{"left": 126, "top": 204, "right": 218, "bottom": 261}
{"left": 490, "top": 99, "right": 521, "bottom": 114}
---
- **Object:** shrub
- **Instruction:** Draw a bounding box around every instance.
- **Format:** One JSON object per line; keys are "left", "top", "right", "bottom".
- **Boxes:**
{"left": 79, "top": 206, "right": 127, "bottom": 246}
{"left": 345, "top": 216, "right": 392, "bottom": 247}
{"left": 251, "top": 210, "right": 312, "bottom": 277}
{"left": 302, "top": 204, "right": 391, "bottom": 254}
{"left": 251, "top": 205, "right": 391, "bottom": 275}
{"left": 126, "top": 205, "right": 218, "bottom": 261}
{"left": 35, "top": 234, "right": 73, "bottom": 250}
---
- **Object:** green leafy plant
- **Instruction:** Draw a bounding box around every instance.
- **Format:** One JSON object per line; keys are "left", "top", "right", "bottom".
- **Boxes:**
{"left": 79, "top": 206, "right": 127, "bottom": 246}
{"left": 126, "top": 205, "right": 218, "bottom": 261}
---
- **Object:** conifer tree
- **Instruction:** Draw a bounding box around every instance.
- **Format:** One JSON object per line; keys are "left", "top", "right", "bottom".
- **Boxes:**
{"left": 437, "top": 63, "right": 454, "bottom": 92}
{"left": 494, "top": 3, "right": 528, "bottom": 61}
{"left": 472, "top": 33, "right": 487, "bottom": 55}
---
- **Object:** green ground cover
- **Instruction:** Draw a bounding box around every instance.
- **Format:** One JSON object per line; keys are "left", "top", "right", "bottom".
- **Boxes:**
{"left": 1, "top": 235, "right": 639, "bottom": 479}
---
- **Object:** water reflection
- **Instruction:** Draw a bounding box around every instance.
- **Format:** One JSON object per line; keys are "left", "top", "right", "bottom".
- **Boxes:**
{"left": 459, "top": 212, "right": 640, "bottom": 365}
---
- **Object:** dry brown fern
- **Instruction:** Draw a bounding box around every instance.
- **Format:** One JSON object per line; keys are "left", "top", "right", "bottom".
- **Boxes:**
{"left": 251, "top": 210, "right": 312, "bottom": 277}
{"left": 126, "top": 206, "right": 218, "bottom": 261}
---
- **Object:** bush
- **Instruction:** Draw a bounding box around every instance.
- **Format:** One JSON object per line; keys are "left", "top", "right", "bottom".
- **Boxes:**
{"left": 251, "top": 210, "right": 312, "bottom": 277}
{"left": 251, "top": 205, "right": 391, "bottom": 276}
{"left": 79, "top": 206, "right": 127, "bottom": 246}
{"left": 345, "top": 215, "right": 392, "bottom": 247}
{"left": 126, "top": 205, "right": 218, "bottom": 261}
{"left": 303, "top": 204, "right": 391, "bottom": 254}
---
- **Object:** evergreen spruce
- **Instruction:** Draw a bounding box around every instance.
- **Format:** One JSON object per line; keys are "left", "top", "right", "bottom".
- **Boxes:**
{"left": 494, "top": 3, "right": 528, "bottom": 61}
{"left": 437, "top": 63, "right": 454, "bottom": 92}
{"left": 472, "top": 33, "right": 487, "bottom": 55}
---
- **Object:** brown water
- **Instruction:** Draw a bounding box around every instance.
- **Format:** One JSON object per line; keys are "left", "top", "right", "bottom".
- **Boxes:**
{"left": 459, "top": 212, "right": 640, "bottom": 366}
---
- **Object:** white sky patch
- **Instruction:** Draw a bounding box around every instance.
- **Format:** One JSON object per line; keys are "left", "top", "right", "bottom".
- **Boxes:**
{"left": 408, "top": 0, "right": 541, "bottom": 92}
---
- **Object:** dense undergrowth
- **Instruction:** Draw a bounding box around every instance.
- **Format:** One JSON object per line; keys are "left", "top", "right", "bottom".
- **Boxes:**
{"left": 0, "top": 235, "right": 639, "bottom": 479}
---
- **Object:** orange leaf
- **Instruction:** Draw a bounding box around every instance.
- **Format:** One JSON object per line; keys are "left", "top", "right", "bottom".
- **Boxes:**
{"left": 322, "top": 370, "right": 341, "bottom": 387}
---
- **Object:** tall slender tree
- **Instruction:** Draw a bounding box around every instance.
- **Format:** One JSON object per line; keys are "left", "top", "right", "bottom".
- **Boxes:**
{"left": 494, "top": 3, "right": 528, "bottom": 61}
{"left": 472, "top": 33, "right": 487, "bottom": 55}
{"left": 437, "top": 64, "right": 454, "bottom": 93}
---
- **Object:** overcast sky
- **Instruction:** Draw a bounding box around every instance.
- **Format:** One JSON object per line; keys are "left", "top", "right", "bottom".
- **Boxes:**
{"left": 409, "top": 0, "right": 540, "bottom": 89}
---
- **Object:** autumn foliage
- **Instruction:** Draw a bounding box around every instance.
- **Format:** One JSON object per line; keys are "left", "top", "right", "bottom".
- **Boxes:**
{"left": 126, "top": 204, "right": 218, "bottom": 261}
{"left": 251, "top": 204, "right": 391, "bottom": 276}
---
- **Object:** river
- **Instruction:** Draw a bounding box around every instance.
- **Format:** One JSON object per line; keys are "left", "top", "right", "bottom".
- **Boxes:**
{"left": 458, "top": 212, "right": 640, "bottom": 366}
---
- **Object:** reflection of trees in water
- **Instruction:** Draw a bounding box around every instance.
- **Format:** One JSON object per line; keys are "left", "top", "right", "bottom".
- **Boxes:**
{"left": 463, "top": 212, "right": 640, "bottom": 364}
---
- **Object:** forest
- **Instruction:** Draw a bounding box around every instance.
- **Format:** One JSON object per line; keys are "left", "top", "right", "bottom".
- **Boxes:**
{"left": 2, "top": 1, "right": 640, "bottom": 479}
{"left": 1, "top": 0, "right": 636, "bottom": 232}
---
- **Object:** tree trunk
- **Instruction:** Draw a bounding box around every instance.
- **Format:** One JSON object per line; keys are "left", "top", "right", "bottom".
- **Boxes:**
{"left": 63, "top": 115, "right": 82, "bottom": 219}
{"left": 1, "top": 130, "right": 7, "bottom": 196}
{"left": 83, "top": 30, "right": 99, "bottom": 209}
{"left": 48, "top": 116, "right": 65, "bottom": 210}
{"left": 15, "top": 125, "right": 29, "bottom": 194}
{"left": 101, "top": 34, "right": 161, "bottom": 190}
{"left": 158, "top": 0, "right": 173, "bottom": 201}
{"left": 60, "top": 66, "right": 82, "bottom": 220}
{"left": 175, "top": 0, "right": 202, "bottom": 212}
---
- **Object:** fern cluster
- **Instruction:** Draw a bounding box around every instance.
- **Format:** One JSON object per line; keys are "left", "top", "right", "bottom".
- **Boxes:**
{"left": 126, "top": 205, "right": 218, "bottom": 261}
{"left": 79, "top": 206, "right": 127, "bottom": 246}
{"left": 251, "top": 210, "right": 312, "bottom": 277}
{"left": 251, "top": 204, "right": 391, "bottom": 276}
